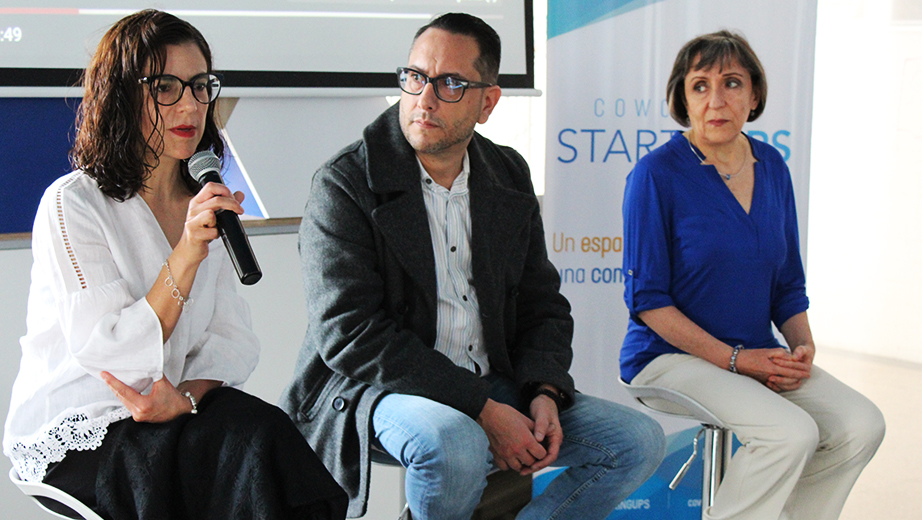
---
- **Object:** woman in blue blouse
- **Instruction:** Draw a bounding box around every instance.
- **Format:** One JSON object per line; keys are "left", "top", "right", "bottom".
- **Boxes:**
{"left": 621, "top": 31, "right": 884, "bottom": 520}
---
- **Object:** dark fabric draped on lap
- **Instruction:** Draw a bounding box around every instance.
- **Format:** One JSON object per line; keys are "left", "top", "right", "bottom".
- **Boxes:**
{"left": 48, "top": 387, "right": 347, "bottom": 520}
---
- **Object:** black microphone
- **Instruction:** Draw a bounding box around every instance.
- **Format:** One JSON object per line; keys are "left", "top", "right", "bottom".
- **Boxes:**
{"left": 188, "top": 150, "right": 262, "bottom": 285}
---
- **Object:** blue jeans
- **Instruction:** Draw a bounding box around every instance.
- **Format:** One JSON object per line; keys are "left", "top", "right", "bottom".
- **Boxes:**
{"left": 372, "top": 375, "right": 665, "bottom": 520}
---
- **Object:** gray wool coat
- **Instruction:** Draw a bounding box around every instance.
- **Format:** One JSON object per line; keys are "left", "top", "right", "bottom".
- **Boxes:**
{"left": 280, "top": 104, "right": 576, "bottom": 518}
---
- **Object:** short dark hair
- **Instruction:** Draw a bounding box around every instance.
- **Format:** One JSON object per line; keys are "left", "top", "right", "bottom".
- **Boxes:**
{"left": 413, "top": 12, "right": 501, "bottom": 84}
{"left": 71, "top": 9, "right": 224, "bottom": 201}
{"left": 666, "top": 30, "right": 767, "bottom": 127}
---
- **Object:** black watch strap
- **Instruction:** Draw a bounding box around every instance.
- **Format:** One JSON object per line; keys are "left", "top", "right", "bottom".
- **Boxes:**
{"left": 534, "top": 387, "right": 565, "bottom": 411}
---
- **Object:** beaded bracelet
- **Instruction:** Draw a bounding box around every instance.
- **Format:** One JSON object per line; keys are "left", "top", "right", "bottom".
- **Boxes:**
{"left": 163, "top": 259, "right": 192, "bottom": 307}
{"left": 182, "top": 391, "right": 199, "bottom": 414}
{"left": 729, "top": 344, "right": 744, "bottom": 373}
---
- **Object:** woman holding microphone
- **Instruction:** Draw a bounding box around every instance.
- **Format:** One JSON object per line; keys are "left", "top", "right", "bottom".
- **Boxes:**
{"left": 4, "top": 10, "right": 345, "bottom": 520}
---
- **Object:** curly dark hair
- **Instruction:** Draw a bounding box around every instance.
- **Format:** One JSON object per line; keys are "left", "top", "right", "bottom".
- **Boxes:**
{"left": 666, "top": 30, "right": 767, "bottom": 128}
{"left": 71, "top": 9, "right": 224, "bottom": 201}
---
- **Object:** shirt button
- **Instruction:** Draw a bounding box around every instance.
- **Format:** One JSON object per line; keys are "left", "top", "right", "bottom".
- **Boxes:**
{"left": 468, "top": 345, "right": 473, "bottom": 351}
{"left": 425, "top": 178, "right": 432, "bottom": 184}
{"left": 462, "top": 295, "right": 468, "bottom": 301}
{"left": 450, "top": 246, "right": 457, "bottom": 252}
{"left": 332, "top": 397, "right": 347, "bottom": 411}
{"left": 628, "top": 269, "right": 633, "bottom": 275}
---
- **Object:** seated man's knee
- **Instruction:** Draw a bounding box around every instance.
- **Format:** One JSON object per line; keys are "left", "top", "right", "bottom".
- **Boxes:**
{"left": 624, "top": 411, "right": 666, "bottom": 476}
{"left": 444, "top": 424, "right": 490, "bottom": 478}
{"left": 409, "top": 409, "right": 491, "bottom": 480}
{"left": 641, "top": 413, "right": 667, "bottom": 460}
{"left": 576, "top": 398, "right": 665, "bottom": 476}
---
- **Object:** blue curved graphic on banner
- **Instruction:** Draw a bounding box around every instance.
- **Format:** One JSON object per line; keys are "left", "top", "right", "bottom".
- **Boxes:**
{"left": 548, "top": 0, "right": 666, "bottom": 39}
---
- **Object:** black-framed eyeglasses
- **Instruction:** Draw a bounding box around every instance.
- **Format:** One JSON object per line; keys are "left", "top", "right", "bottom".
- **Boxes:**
{"left": 138, "top": 73, "right": 223, "bottom": 106}
{"left": 397, "top": 67, "right": 493, "bottom": 103}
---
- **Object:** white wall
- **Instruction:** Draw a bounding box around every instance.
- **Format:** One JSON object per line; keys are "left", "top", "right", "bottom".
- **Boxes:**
{"left": 807, "top": 0, "right": 922, "bottom": 363}
{"left": 0, "top": 247, "right": 37, "bottom": 519}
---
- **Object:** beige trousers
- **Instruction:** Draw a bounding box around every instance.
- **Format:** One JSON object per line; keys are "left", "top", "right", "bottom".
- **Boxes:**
{"left": 631, "top": 353, "right": 885, "bottom": 520}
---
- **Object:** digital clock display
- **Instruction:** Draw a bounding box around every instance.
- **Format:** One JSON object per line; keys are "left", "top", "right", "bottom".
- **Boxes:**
{"left": 1, "top": 26, "right": 23, "bottom": 42}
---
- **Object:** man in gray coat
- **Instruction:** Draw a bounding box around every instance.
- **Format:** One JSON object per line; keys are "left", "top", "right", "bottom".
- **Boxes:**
{"left": 281, "top": 13, "right": 665, "bottom": 520}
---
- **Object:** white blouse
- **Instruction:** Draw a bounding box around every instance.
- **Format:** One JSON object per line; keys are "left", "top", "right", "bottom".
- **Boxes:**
{"left": 3, "top": 171, "right": 260, "bottom": 482}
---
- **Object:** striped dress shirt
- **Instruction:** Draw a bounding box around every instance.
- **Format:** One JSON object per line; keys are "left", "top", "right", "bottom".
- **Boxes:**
{"left": 418, "top": 152, "right": 489, "bottom": 376}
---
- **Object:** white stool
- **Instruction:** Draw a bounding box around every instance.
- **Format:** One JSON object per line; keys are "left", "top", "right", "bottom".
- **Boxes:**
{"left": 8, "top": 467, "right": 103, "bottom": 520}
{"left": 620, "top": 379, "right": 732, "bottom": 520}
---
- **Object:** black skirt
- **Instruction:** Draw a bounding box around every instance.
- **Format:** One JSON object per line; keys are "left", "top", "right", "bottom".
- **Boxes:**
{"left": 42, "top": 387, "right": 348, "bottom": 520}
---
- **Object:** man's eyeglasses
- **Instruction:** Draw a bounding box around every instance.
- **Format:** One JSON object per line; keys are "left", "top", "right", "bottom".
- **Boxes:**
{"left": 138, "top": 73, "right": 223, "bottom": 106}
{"left": 397, "top": 67, "right": 493, "bottom": 103}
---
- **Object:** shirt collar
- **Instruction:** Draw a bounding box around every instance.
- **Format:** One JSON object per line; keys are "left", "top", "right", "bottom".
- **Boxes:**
{"left": 418, "top": 151, "right": 470, "bottom": 194}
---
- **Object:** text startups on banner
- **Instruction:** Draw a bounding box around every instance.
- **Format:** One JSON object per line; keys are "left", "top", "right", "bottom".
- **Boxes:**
{"left": 543, "top": 0, "right": 818, "bottom": 409}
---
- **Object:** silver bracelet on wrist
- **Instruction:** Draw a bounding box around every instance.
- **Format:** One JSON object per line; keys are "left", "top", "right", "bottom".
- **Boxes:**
{"left": 729, "top": 344, "right": 744, "bottom": 373}
{"left": 182, "top": 391, "right": 199, "bottom": 414}
{"left": 163, "top": 259, "right": 192, "bottom": 307}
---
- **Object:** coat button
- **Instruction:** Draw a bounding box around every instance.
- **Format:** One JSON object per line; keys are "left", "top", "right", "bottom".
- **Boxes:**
{"left": 332, "top": 397, "right": 347, "bottom": 411}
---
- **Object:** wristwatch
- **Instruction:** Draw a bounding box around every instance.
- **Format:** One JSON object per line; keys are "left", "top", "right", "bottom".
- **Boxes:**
{"left": 534, "top": 387, "right": 566, "bottom": 411}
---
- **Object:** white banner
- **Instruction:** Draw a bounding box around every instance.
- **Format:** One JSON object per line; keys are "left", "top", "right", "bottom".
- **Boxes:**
{"left": 544, "top": 0, "right": 818, "bottom": 414}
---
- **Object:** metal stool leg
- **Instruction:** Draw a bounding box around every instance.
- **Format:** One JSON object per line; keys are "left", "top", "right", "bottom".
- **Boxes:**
{"left": 701, "top": 426, "right": 732, "bottom": 520}
{"left": 618, "top": 381, "right": 735, "bottom": 520}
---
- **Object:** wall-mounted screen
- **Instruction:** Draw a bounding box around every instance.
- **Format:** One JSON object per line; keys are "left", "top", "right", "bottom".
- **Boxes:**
{"left": 0, "top": 1, "right": 534, "bottom": 92}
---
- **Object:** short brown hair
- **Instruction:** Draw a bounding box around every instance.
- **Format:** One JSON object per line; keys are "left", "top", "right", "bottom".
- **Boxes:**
{"left": 666, "top": 30, "right": 767, "bottom": 128}
{"left": 413, "top": 13, "right": 501, "bottom": 84}
{"left": 71, "top": 9, "right": 224, "bottom": 201}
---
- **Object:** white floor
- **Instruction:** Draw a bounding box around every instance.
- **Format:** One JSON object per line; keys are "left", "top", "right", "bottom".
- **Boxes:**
{"left": 815, "top": 347, "right": 921, "bottom": 520}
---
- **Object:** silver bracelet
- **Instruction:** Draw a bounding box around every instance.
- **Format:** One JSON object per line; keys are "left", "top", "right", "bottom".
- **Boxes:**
{"left": 182, "top": 391, "right": 199, "bottom": 414}
{"left": 729, "top": 344, "right": 744, "bottom": 373}
{"left": 163, "top": 259, "right": 192, "bottom": 307}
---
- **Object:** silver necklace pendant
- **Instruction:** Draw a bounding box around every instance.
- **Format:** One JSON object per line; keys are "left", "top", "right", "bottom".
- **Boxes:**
{"left": 688, "top": 139, "right": 745, "bottom": 181}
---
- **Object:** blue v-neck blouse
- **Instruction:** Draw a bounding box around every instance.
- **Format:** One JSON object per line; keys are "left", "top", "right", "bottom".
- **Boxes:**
{"left": 620, "top": 132, "right": 809, "bottom": 383}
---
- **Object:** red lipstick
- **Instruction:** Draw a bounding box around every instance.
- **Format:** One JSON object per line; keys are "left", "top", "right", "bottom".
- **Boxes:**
{"left": 170, "top": 125, "right": 196, "bottom": 138}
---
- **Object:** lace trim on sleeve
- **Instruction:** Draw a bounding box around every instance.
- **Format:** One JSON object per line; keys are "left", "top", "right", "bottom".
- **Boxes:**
{"left": 8, "top": 407, "right": 133, "bottom": 482}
